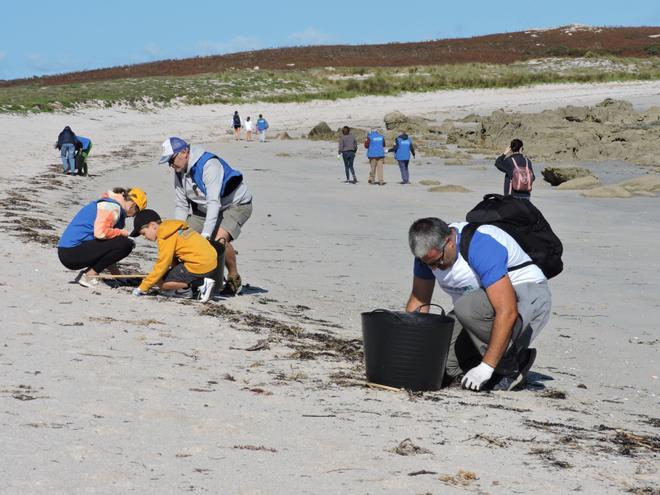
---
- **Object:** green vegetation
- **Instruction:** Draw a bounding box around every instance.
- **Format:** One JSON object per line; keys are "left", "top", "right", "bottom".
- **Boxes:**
{"left": 2, "top": 57, "right": 660, "bottom": 114}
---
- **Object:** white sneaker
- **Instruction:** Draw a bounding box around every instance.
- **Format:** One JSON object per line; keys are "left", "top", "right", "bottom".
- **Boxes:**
{"left": 78, "top": 272, "right": 100, "bottom": 288}
{"left": 197, "top": 278, "right": 216, "bottom": 303}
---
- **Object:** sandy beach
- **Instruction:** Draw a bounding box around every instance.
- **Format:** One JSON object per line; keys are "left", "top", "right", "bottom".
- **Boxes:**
{"left": 1, "top": 81, "right": 659, "bottom": 494}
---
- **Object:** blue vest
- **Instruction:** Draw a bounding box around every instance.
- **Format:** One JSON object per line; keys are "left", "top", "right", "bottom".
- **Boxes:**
{"left": 189, "top": 152, "right": 243, "bottom": 198}
{"left": 58, "top": 198, "right": 125, "bottom": 248}
{"left": 395, "top": 137, "right": 412, "bottom": 161}
{"left": 367, "top": 132, "right": 385, "bottom": 158}
{"left": 257, "top": 118, "right": 268, "bottom": 131}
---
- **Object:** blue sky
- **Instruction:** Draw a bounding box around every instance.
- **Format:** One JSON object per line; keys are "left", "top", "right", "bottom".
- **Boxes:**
{"left": 1, "top": 0, "right": 658, "bottom": 80}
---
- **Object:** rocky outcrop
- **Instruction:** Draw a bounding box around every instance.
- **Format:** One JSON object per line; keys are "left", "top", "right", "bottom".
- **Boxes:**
{"left": 541, "top": 166, "right": 593, "bottom": 186}
{"left": 445, "top": 99, "right": 660, "bottom": 166}
{"left": 556, "top": 175, "right": 602, "bottom": 190}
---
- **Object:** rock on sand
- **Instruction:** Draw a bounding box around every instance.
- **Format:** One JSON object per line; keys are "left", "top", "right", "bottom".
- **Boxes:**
{"left": 557, "top": 175, "right": 602, "bottom": 190}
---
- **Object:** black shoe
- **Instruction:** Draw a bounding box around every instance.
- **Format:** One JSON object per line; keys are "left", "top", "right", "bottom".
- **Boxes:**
{"left": 486, "top": 348, "right": 537, "bottom": 391}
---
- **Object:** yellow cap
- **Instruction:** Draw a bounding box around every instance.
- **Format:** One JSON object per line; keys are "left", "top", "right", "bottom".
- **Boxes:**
{"left": 128, "top": 187, "right": 147, "bottom": 212}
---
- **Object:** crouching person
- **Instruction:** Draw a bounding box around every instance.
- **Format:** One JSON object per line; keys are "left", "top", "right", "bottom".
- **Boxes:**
{"left": 130, "top": 209, "right": 217, "bottom": 303}
{"left": 406, "top": 218, "right": 552, "bottom": 391}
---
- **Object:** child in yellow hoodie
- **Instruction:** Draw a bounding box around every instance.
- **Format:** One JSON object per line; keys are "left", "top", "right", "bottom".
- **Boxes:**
{"left": 130, "top": 209, "right": 217, "bottom": 302}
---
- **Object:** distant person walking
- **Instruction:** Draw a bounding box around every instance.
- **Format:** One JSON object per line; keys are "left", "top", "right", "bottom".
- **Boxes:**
{"left": 494, "top": 138, "right": 535, "bottom": 199}
{"left": 56, "top": 126, "right": 77, "bottom": 175}
{"left": 389, "top": 131, "right": 416, "bottom": 184}
{"left": 338, "top": 126, "right": 358, "bottom": 183}
{"left": 232, "top": 111, "right": 242, "bottom": 141}
{"left": 364, "top": 129, "right": 386, "bottom": 185}
{"left": 256, "top": 114, "right": 269, "bottom": 142}
{"left": 244, "top": 116, "right": 253, "bottom": 141}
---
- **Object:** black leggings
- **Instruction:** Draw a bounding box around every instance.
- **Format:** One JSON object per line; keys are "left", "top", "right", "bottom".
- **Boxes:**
{"left": 58, "top": 237, "right": 134, "bottom": 273}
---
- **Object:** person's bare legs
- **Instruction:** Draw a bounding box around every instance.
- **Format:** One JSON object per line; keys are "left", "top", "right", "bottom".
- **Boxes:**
{"left": 214, "top": 228, "right": 238, "bottom": 278}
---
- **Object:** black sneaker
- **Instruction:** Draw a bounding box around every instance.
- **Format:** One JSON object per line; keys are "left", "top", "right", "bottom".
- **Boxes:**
{"left": 487, "top": 348, "right": 537, "bottom": 391}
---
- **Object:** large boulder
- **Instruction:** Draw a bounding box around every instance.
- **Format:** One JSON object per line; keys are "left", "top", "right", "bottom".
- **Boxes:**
{"left": 308, "top": 121, "right": 335, "bottom": 140}
{"left": 383, "top": 111, "right": 430, "bottom": 134}
{"left": 542, "top": 166, "right": 593, "bottom": 186}
{"left": 556, "top": 175, "right": 602, "bottom": 190}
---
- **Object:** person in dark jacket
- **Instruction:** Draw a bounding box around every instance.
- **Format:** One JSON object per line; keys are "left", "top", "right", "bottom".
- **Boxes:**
{"left": 338, "top": 126, "right": 358, "bottom": 183}
{"left": 56, "top": 126, "right": 77, "bottom": 174}
{"left": 388, "top": 131, "right": 416, "bottom": 184}
{"left": 232, "top": 111, "right": 242, "bottom": 141}
{"left": 494, "top": 138, "right": 535, "bottom": 199}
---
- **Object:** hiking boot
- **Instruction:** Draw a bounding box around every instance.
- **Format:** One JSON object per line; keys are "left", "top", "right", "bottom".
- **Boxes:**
{"left": 197, "top": 278, "right": 216, "bottom": 303}
{"left": 220, "top": 274, "right": 242, "bottom": 296}
{"left": 351, "top": 179, "right": 358, "bottom": 184}
{"left": 78, "top": 272, "right": 100, "bottom": 288}
{"left": 486, "top": 348, "right": 537, "bottom": 391}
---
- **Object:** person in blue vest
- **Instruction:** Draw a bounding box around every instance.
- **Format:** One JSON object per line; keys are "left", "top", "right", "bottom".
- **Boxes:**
{"left": 57, "top": 187, "right": 148, "bottom": 288}
{"left": 256, "top": 114, "right": 269, "bottom": 142}
{"left": 55, "top": 126, "right": 77, "bottom": 174}
{"left": 75, "top": 135, "right": 92, "bottom": 176}
{"left": 364, "top": 129, "right": 386, "bottom": 185}
{"left": 388, "top": 131, "right": 416, "bottom": 184}
{"left": 159, "top": 137, "right": 253, "bottom": 296}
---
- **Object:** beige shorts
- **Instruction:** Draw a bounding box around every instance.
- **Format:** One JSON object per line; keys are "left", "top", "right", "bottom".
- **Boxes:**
{"left": 187, "top": 201, "right": 252, "bottom": 241}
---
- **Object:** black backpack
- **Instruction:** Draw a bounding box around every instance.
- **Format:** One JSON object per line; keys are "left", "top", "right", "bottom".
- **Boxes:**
{"left": 458, "top": 194, "right": 563, "bottom": 279}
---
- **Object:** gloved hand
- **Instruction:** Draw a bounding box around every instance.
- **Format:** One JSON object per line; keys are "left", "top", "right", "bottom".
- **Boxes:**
{"left": 132, "top": 288, "right": 146, "bottom": 296}
{"left": 461, "top": 362, "right": 494, "bottom": 391}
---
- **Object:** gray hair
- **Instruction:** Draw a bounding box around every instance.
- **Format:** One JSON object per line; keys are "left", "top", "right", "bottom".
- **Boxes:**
{"left": 408, "top": 217, "right": 452, "bottom": 258}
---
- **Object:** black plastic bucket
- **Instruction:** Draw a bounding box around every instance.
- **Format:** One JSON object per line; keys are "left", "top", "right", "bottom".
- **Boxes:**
{"left": 361, "top": 305, "right": 454, "bottom": 391}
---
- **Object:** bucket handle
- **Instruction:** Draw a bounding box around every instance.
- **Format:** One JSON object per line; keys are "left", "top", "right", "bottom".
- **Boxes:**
{"left": 370, "top": 309, "right": 404, "bottom": 320}
{"left": 413, "top": 303, "right": 446, "bottom": 316}
{"left": 370, "top": 304, "right": 446, "bottom": 318}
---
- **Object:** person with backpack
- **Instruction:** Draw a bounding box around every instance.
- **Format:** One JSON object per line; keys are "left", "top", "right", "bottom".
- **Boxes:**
{"left": 364, "top": 128, "right": 386, "bottom": 185}
{"left": 494, "top": 138, "right": 535, "bottom": 199}
{"left": 56, "top": 126, "right": 77, "bottom": 175}
{"left": 159, "top": 137, "right": 253, "bottom": 296}
{"left": 256, "top": 114, "right": 269, "bottom": 142}
{"left": 405, "top": 215, "right": 552, "bottom": 392}
{"left": 388, "top": 131, "right": 416, "bottom": 184}
{"left": 232, "top": 111, "right": 242, "bottom": 141}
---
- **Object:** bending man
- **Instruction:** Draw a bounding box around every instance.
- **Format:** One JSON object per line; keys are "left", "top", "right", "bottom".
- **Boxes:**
{"left": 406, "top": 218, "right": 551, "bottom": 391}
{"left": 159, "top": 137, "right": 253, "bottom": 295}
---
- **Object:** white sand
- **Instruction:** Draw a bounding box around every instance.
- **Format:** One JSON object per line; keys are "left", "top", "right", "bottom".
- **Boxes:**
{"left": 1, "top": 81, "right": 659, "bottom": 494}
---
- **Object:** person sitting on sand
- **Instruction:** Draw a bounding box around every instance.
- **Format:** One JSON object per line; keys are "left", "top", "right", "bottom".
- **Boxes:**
{"left": 494, "top": 138, "right": 535, "bottom": 199}
{"left": 57, "top": 187, "right": 147, "bottom": 288}
{"left": 159, "top": 137, "right": 252, "bottom": 296}
{"left": 406, "top": 217, "right": 551, "bottom": 391}
{"left": 130, "top": 209, "right": 217, "bottom": 303}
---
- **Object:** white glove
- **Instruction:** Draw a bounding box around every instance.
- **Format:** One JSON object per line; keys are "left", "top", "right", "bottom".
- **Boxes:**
{"left": 461, "top": 362, "right": 494, "bottom": 391}
{"left": 132, "top": 288, "right": 146, "bottom": 296}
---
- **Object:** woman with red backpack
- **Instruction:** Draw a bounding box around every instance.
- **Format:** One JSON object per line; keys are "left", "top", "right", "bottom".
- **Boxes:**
{"left": 494, "top": 138, "right": 535, "bottom": 199}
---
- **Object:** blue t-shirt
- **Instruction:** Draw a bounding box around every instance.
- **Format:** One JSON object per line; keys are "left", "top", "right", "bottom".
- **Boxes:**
{"left": 413, "top": 222, "right": 546, "bottom": 302}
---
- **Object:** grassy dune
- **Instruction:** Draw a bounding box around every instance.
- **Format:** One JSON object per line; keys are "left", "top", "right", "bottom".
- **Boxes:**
{"left": 2, "top": 57, "right": 660, "bottom": 113}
